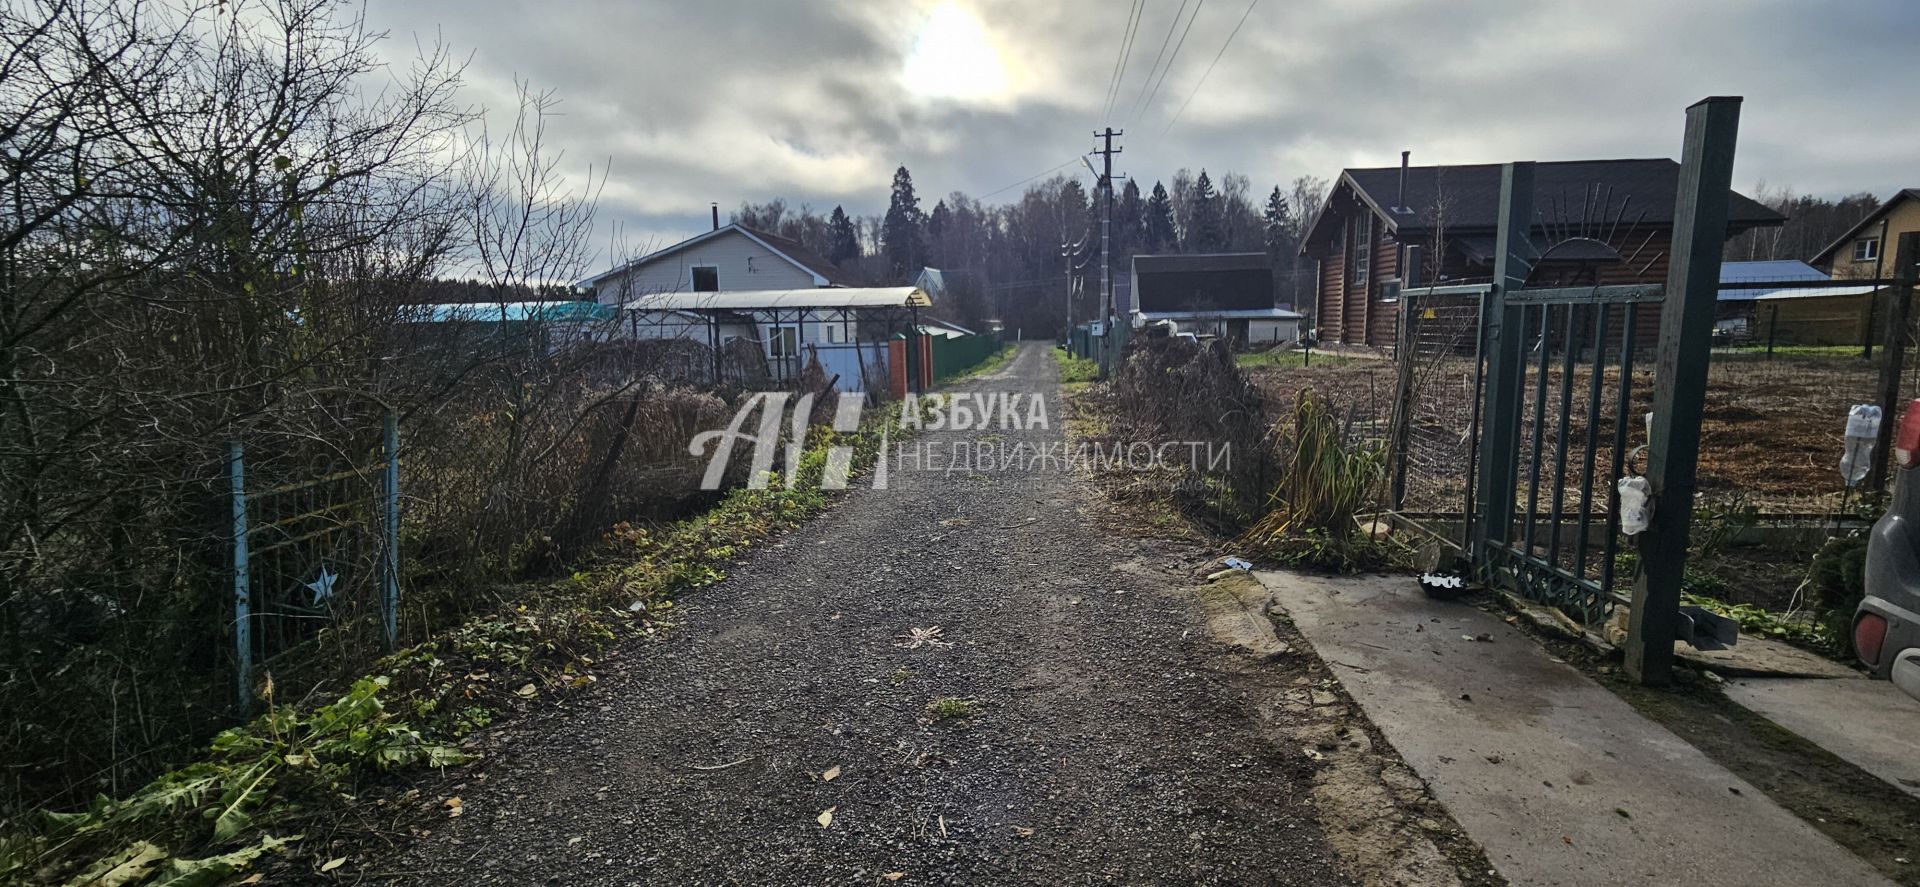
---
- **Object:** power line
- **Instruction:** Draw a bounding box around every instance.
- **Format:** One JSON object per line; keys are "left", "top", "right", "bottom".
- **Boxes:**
{"left": 976, "top": 157, "right": 1082, "bottom": 201}
{"left": 1126, "top": 0, "right": 1191, "bottom": 124}
{"left": 1100, "top": 0, "right": 1146, "bottom": 125}
{"left": 1162, "top": 0, "right": 1260, "bottom": 137}
{"left": 1135, "top": 0, "right": 1207, "bottom": 128}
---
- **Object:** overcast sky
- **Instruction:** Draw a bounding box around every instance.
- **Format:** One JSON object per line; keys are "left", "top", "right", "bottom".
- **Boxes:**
{"left": 368, "top": 0, "right": 1918, "bottom": 263}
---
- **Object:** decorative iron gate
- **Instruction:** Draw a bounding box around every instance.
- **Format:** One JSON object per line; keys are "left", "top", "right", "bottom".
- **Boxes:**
{"left": 1386, "top": 97, "right": 1751, "bottom": 684}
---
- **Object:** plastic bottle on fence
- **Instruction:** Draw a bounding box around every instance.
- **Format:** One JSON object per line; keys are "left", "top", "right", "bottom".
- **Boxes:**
{"left": 1841, "top": 404, "right": 1883, "bottom": 488}
{"left": 1617, "top": 476, "right": 1653, "bottom": 536}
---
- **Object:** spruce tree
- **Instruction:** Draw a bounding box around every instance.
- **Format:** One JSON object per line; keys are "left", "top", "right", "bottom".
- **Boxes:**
{"left": 828, "top": 205, "right": 860, "bottom": 264}
{"left": 1187, "top": 169, "right": 1225, "bottom": 252}
{"left": 1144, "top": 181, "right": 1177, "bottom": 253}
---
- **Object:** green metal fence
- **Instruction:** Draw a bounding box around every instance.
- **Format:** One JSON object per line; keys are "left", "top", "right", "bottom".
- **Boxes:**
{"left": 929, "top": 333, "right": 1003, "bottom": 381}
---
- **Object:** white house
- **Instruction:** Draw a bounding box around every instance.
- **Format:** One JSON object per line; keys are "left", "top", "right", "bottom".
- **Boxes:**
{"left": 582, "top": 221, "right": 843, "bottom": 305}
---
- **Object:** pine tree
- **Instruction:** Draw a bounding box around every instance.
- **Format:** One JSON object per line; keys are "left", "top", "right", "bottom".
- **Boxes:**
{"left": 1187, "top": 169, "right": 1225, "bottom": 253}
{"left": 828, "top": 205, "right": 860, "bottom": 264}
{"left": 1144, "top": 181, "right": 1176, "bottom": 253}
{"left": 883, "top": 165, "right": 926, "bottom": 281}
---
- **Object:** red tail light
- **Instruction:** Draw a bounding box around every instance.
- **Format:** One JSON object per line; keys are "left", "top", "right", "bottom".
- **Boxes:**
{"left": 1897, "top": 399, "right": 1920, "bottom": 469}
{"left": 1856, "top": 613, "right": 1889, "bottom": 666}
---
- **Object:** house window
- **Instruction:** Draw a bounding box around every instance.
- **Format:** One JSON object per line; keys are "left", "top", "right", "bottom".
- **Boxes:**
{"left": 691, "top": 265, "right": 719, "bottom": 292}
{"left": 768, "top": 326, "right": 797, "bottom": 358}
{"left": 1351, "top": 216, "right": 1371, "bottom": 288}
{"left": 1855, "top": 238, "right": 1881, "bottom": 263}
{"left": 826, "top": 323, "right": 843, "bottom": 344}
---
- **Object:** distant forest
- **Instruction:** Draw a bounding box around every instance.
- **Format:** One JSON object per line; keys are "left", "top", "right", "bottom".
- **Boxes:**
{"left": 730, "top": 166, "right": 1326, "bottom": 337}
{"left": 732, "top": 169, "right": 1883, "bottom": 337}
{"left": 1724, "top": 185, "right": 1884, "bottom": 266}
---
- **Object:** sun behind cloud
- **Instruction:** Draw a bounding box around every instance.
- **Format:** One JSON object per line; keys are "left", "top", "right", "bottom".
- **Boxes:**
{"left": 901, "top": 2, "right": 1010, "bottom": 103}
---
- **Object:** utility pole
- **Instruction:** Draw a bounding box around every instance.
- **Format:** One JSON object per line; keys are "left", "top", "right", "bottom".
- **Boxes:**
{"left": 1061, "top": 240, "right": 1074, "bottom": 347}
{"left": 1091, "top": 127, "right": 1123, "bottom": 378}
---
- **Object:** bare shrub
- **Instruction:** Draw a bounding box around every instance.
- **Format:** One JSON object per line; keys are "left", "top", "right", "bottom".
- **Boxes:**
{"left": 1108, "top": 336, "right": 1275, "bottom": 529}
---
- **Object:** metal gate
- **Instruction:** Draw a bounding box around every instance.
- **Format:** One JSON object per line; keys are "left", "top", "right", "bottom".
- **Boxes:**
{"left": 1387, "top": 97, "right": 1749, "bottom": 684}
{"left": 1475, "top": 285, "right": 1660, "bottom": 624}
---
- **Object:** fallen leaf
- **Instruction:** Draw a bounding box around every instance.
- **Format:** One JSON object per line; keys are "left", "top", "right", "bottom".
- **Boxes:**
{"left": 516, "top": 683, "right": 537, "bottom": 697}
{"left": 822, "top": 765, "right": 842, "bottom": 782}
{"left": 818, "top": 806, "right": 836, "bottom": 828}
{"left": 938, "top": 815, "right": 948, "bottom": 838}
{"left": 1012, "top": 826, "right": 1034, "bottom": 838}
{"left": 445, "top": 796, "right": 464, "bottom": 818}
{"left": 241, "top": 875, "right": 265, "bottom": 885}
{"left": 568, "top": 836, "right": 584, "bottom": 846}
{"left": 320, "top": 857, "right": 347, "bottom": 873}
{"left": 882, "top": 874, "right": 905, "bottom": 882}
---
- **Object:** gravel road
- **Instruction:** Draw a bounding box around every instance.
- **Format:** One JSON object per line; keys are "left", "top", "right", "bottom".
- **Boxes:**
{"left": 384, "top": 342, "right": 1351, "bottom": 885}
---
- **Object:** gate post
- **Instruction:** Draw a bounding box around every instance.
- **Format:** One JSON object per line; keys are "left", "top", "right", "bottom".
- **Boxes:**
{"left": 1866, "top": 232, "right": 1919, "bottom": 492}
{"left": 1471, "top": 163, "right": 1536, "bottom": 567}
{"left": 1625, "top": 96, "right": 1743, "bottom": 686}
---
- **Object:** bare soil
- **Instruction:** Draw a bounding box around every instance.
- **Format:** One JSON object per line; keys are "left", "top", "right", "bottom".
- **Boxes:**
{"left": 1245, "top": 350, "right": 1893, "bottom": 513}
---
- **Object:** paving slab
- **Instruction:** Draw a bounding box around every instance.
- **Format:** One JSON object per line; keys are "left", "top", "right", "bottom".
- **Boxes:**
{"left": 1256, "top": 570, "right": 1893, "bottom": 887}
{"left": 1676, "top": 636, "right": 1861, "bottom": 678}
{"left": 1723, "top": 676, "right": 1920, "bottom": 799}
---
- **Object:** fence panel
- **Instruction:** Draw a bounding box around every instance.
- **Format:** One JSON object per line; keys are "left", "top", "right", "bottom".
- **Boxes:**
{"left": 229, "top": 415, "right": 399, "bottom": 711}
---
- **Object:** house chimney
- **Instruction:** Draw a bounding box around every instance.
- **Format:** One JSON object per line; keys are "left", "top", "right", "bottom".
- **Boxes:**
{"left": 711, "top": 203, "right": 720, "bottom": 231}
{"left": 1397, "top": 151, "right": 1410, "bottom": 212}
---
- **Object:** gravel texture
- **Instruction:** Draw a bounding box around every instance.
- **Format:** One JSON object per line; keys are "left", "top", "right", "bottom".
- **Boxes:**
{"left": 380, "top": 343, "right": 1350, "bottom": 885}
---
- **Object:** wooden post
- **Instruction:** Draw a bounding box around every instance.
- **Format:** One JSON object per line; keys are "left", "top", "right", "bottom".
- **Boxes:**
{"left": 1867, "top": 232, "right": 1920, "bottom": 492}
{"left": 381, "top": 411, "right": 401, "bottom": 651}
{"left": 1389, "top": 279, "right": 1417, "bottom": 511}
{"left": 1471, "top": 163, "right": 1536, "bottom": 565}
{"left": 1625, "top": 96, "right": 1743, "bottom": 686}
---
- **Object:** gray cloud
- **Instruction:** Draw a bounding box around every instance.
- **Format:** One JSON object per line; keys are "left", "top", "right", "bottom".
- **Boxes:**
{"left": 367, "top": 0, "right": 1919, "bottom": 259}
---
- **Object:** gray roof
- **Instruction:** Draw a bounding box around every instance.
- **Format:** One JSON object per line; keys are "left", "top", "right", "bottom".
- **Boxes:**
{"left": 620, "top": 287, "right": 930, "bottom": 312}
{"left": 1314, "top": 159, "right": 1784, "bottom": 249}
{"left": 1136, "top": 307, "right": 1302, "bottom": 320}
{"left": 1131, "top": 252, "right": 1271, "bottom": 274}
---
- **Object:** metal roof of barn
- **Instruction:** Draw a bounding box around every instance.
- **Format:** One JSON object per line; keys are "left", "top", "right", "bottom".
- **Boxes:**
{"left": 1135, "top": 307, "right": 1303, "bottom": 320}
{"left": 620, "top": 287, "right": 931, "bottom": 312}
{"left": 1712, "top": 259, "right": 1858, "bottom": 301}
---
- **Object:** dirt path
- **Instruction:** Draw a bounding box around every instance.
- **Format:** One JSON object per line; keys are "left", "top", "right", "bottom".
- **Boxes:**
{"left": 381, "top": 343, "right": 1351, "bottom": 885}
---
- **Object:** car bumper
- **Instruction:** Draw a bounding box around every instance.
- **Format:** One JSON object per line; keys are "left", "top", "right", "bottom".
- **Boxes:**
{"left": 1857, "top": 594, "right": 1920, "bottom": 680}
